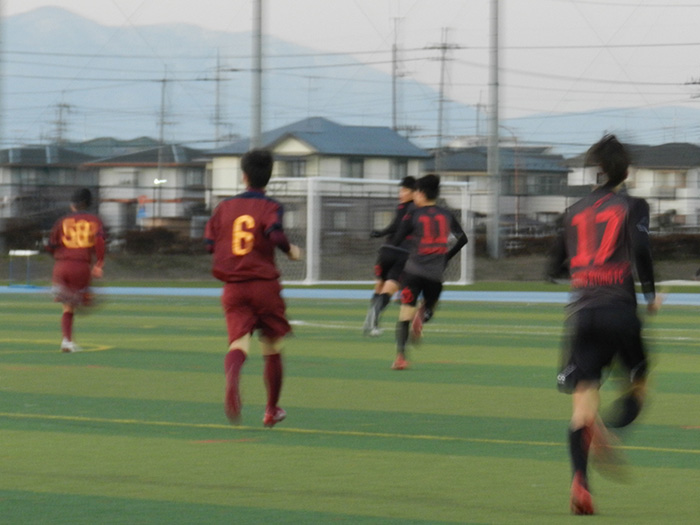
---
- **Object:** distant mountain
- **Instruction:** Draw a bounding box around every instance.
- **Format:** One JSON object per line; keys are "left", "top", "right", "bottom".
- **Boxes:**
{"left": 3, "top": 7, "right": 700, "bottom": 157}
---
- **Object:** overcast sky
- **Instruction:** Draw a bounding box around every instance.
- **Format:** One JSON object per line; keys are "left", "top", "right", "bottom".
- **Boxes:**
{"left": 5, "top": 0, "right": 700, "bottom": 124}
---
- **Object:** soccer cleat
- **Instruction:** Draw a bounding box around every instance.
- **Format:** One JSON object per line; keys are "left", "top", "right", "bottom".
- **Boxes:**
{"left": 60, "top": 339, "right": 81, "bottom": 353}
{"left": 224, "top": 376, "right": 242, "bottom": 424}
{"left": 391, "top": 355, "right": 409, "bottom": 370}
{"left": 570, "top": 472, "right": 595, "bottom": 515}
{"left": 263, "top": 407, "right": 286, "bottom": 427}
{"left": 369, "top": 327, "right": 383, "bottom": 337}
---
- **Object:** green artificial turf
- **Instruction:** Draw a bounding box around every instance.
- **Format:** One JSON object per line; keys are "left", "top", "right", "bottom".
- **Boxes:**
{"left": 1, "top": 293, "right": 698, "bottom": 524}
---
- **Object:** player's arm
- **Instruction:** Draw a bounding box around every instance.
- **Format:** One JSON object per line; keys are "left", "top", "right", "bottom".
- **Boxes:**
{"left": 388, "top": 211, "right": 414, "bottom": 247}
{"left": 203, "top": 214, "right": 217, "bottom": 254}
{"left": 45, "top": 219, "right": 62, "bottom": 254}
{"left": 629, "top": 198, "right": 656, "bottom": 309}
{"left": 446, "top": 216, "right": 468, "bottom": 262}
{"left": 266, "top": 205, "right": 301, "bottom": 260}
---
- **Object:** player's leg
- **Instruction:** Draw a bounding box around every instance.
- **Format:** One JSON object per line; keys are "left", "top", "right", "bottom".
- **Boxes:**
{"left": 221, "top": 283, "right": 256, "bottom": 423}
{"left": 260, "top": 336, "right": 286, "bottom": 427}
{"left": 369, "top": 252, "right": 408, "bottom": 335}
{"left": 256, "top": 280, "right": 292, "bottom": 427}
{"left": 393, "top": 277, "right": 419, "bottom": 369}
{"left": 369, "top": 278, "right": 399, "bottom": 336}
{"left": 412, "top": 280, "right": 442, "bottom": 341}
{"left": 605, "top": 309, "right": 648, "bottom": 428}
{"left": 569, "top": 382, "right": 599, "bottom": 515}
{"left": 224, "top": 335, "right": 251, "bottom": 423}
{"left": 60, "top": 303, "right": 78, "bottom": 352}
{"left": 53, "top": 261, "right": 90, "bottom": 353}
{"left": 364, "top": 255, "right": 389, "bottom": 334}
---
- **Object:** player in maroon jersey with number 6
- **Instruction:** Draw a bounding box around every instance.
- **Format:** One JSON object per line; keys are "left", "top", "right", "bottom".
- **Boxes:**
{"left": 205, "top": 149, "right": 301, "bottom": 427}
{"left": 47, "top": 188, "right": 105, "bottom": 353}
{"left": 548, "top": 135, "right": 663, "bottom": 515}
{"left": 388, "top": 174, "right": 467, "bottom": 370}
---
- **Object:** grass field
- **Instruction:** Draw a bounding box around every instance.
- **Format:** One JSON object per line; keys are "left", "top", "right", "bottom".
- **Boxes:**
{"left": 1, "top": 291, "right": 699, "bottom": 524}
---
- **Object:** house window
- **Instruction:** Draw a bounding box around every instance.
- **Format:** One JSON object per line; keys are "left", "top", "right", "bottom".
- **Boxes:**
{"left": 285, "top": 159, "right": 306, "bottom": 178}
{"left": 185, "top": 168, "right": 204, "bottom": 188}
{"left": 373, "top": 210, "right": 393, "bottom": 230}
{"left": 343, "top": 158, "right": 364, "bottom": 179}
{"left": 333, "top": 210, "right": 348, "bottom": 229}
{"left": 390, "top": 159, "right": 408, "bottom": 180}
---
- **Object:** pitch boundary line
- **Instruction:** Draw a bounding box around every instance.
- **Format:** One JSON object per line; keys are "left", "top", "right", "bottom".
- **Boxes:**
{"left": 1, "top": 412, "right": 698, "bottom": 456}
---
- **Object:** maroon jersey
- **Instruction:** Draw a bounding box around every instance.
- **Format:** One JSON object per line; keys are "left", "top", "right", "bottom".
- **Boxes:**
{"left": 205, "top": 189, "right": 288, "bottom": 282}
{"left": 48, "top": 212, "right": 105, "bottom": 264}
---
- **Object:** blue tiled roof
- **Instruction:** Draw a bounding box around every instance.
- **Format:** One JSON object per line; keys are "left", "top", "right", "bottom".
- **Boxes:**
{"left": 208, "top": 117, "right": 430, "bottom": 158}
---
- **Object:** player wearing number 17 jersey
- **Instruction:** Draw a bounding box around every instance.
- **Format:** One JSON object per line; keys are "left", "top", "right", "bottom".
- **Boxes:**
{"left": 47, "top": 188, "right": 105, "bottom": 353}
{"left": 548, "top": 135, "right": 661, "bottom": 515}
{"left": 388, "top": 174, "right": 467, "bottom": 370}
{"left": 205, "top": 149, "right": 301, "bottom": 427}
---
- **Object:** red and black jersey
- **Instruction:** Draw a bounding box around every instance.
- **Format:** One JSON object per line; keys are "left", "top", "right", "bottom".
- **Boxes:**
{"left": 47, "top": 212, "right": 105, "bottom": 264}
{"left": 392, "top": 204, "right": 467, "bottom": 282}
{"left": 205, "top": 189, "right": 289, "bottom": 283}
{"left": 548, "top": 185, "right": 655, "bottom": 309}
{"left": 376, "top": 201, "right": 415, "bottom": 251}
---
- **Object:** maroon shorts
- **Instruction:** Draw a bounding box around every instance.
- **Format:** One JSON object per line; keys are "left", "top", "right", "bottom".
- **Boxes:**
{"left": 221, "top": 279, "right": 291, "bottom": 343}
{"left": 52, "top": 260, "right": 93, "bottom": 306}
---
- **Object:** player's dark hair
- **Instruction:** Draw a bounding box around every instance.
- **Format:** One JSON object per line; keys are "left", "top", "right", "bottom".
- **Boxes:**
{"left": 71, "top": 188, "right": 92, "bottom": 209}
{"left": 400, "top": 176, "right": 416, "bottom": 190}
{"left": 416, "top": 174, "right": 440, "bottom": 200}
{"left": 586, "top": 134, "right": 629, "bottom": 187}
{"left": 241, "top": 149, "right": 274, "bottom": 189}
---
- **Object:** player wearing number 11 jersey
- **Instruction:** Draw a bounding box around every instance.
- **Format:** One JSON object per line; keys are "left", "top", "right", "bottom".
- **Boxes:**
{"left": 548, "top": 135, "right": 661, "bottom": 515}
{"left": 388, "top": 174, "right": 467, "bottom": 370}
{"left": 47, "top": 188, "right": 105, "bottom": 353}
{"left": 205, "top": 149, "right": 301, "bottom": 427}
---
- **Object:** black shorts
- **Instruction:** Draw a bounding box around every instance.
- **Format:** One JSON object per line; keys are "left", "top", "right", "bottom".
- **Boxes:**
{"left": 374, "top": 246, "right": 408, "bottom": 283}
{"left": 557, "top": 307, "right": 648, "bottom": 393}
{"left": 400, "top": 273, "right": 442, "bottom": 309}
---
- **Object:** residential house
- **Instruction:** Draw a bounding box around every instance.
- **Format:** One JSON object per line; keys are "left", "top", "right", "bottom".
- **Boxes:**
{"left": 426, "top": 146, "right": 571, "bottom": 234}
{"left": 0, "top": 145, "right": 98, "bottom": 230}
{"left": 206, "top": 116, "right": 431, "bottom": 204}
{"left": 83, "top": 145, "right": 207, "bottom": 235}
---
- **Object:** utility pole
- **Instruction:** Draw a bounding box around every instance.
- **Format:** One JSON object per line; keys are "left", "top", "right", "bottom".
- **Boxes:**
{"left": 427, "top": 29, "right": 460, "bottom": 174}
{"left": 487, "top": 0, "right": 501, "bottom": 259}
{"left": 53, "top": 102, "right": 72, "bottom": 144}
{"left": 214, "top": 49, "right": 223, "bottom": 146}
{"left": 156, "top": 68, "right": 167, "bottom": 220}
{"left": 250, "top": 0, "right": 263, "bottom": 148}
{"left": 391, "top": 17, "right": 403, "bottom": 131}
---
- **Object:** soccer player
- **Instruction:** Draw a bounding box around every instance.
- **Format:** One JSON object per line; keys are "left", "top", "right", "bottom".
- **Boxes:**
{"left": 388, "top": 174, "right": 467, "bottom": 370}
{"left": 363, "top": 176, "right": 416, "bottom": 336}
{"left": 204, "top": 149, "right": 301, "bottom": 428}
{"left": 548, "top": 135, "right": 662, "bottom": 515}
{"left": 47, "top": 188, "right": 105, "bottom": 353}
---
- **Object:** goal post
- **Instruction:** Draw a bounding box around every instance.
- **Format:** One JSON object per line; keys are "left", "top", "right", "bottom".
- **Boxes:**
{"left": 266, "top": 177, "right": 474, "bottom": 285}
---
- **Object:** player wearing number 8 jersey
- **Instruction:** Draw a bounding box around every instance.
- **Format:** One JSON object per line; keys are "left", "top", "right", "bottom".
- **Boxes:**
{"left": 548, "top": 135, "right": 661, "bottom": 515}
{"left": 47, "top": 188, "right": 105, "bottom": 353}
{"left": 205, "top": 149, "right": 301, "bottom": 427}
{"left": 388, "top": 174, "right": 467, "bottom": 369}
